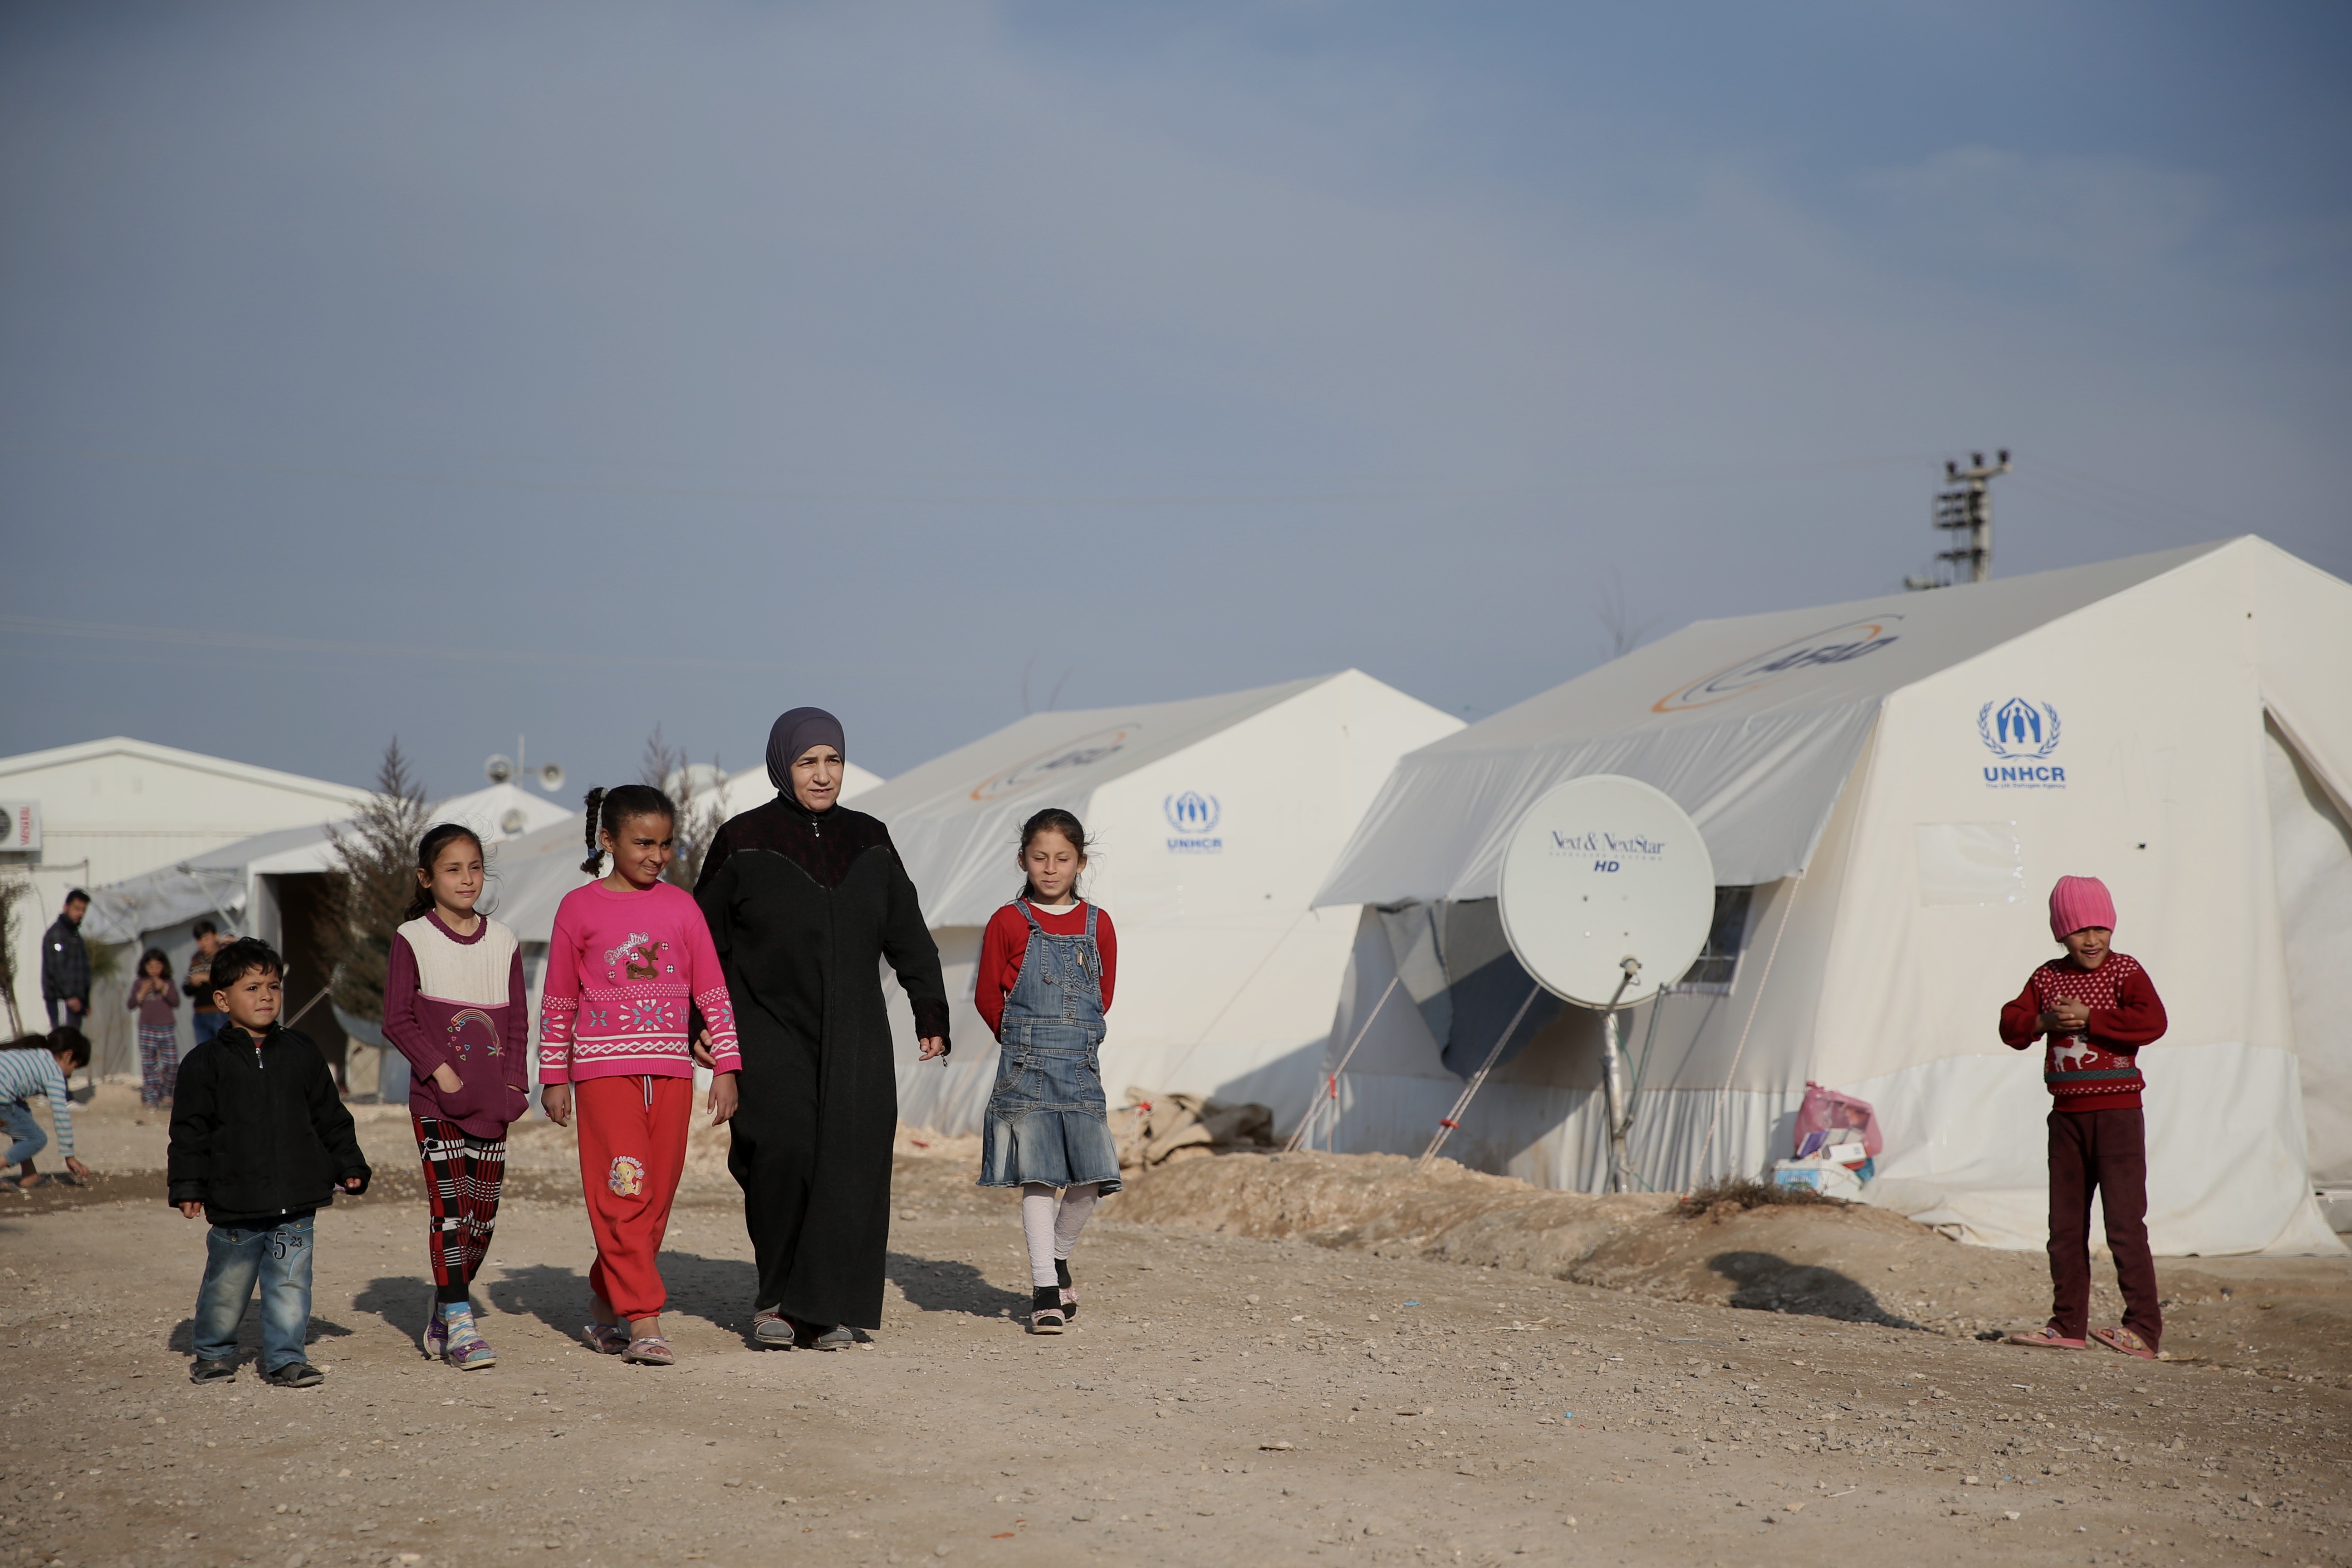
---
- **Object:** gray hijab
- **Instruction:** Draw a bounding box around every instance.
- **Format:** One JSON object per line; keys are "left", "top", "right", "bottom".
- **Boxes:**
{"left": 766, "top": 707, "right": 847, "bottom": 797}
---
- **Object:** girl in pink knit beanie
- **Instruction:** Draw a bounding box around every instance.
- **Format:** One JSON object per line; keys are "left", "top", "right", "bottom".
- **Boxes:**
{"left": 1995, "top": 875, "right": 2168, "bottom": 1358}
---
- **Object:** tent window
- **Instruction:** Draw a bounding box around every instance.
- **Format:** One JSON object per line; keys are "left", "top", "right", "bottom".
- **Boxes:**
{"left": 1677, "top": 886, "right": 1754, "bottom": 992}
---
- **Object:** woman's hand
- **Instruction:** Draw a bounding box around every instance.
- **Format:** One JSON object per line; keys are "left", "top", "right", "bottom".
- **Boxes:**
{"left": 916, "top": 1036, "right": 947, "bottom": 1062}
{"left": 707, "top": 1070, "right": 739, "bottom": 1126}
{"left": 430, "top": 1063, "right": 465, "bottom": 1094}
{"left": 541, "top": 1083, "right": 573, "bottom": 1127}
{"left": 689, "top": 1029, "right": 717, "bottom": 1069}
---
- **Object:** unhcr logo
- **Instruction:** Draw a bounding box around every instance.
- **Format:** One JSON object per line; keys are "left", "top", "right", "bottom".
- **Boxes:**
{"left": 1164, "top": 791, "right": 1223, "bottom": 854}
{"left": 1978, "top": 697, "right": 2066, "bottom": 789}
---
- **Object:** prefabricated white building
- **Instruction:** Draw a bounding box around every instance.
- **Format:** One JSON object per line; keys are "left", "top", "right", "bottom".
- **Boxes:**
{"left": 78, "top": 780, "right": 576, "bottom": 1078}
{"left": 0, "top": 737, "right": 367, "bottom": 1053}
{"left": 853, "top": 671, "right": 1463, "bottom": 1136}
{"left": 1314, "top": 539, "right": 2350, "bottom": 1255}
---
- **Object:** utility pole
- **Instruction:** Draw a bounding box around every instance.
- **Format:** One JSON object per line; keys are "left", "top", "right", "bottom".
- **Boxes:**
{"left": 1906, "top": 449, "right": 2010, "bottom": 590}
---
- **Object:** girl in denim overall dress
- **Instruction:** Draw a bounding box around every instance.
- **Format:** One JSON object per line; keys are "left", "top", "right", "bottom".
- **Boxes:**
{"left": 977, "top": 808, "right": 1121, "bottom": 1333}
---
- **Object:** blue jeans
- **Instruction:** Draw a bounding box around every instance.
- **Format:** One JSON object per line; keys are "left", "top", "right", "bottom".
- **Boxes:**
{"left": 191, "top": 1011, "right": 227, "bottom": 1049}
{"left": 0, "top": 1101, "right": 44, "bottom": 1166}
{"left": 193, "top": 1215, "right": 315, "bottom": 1371}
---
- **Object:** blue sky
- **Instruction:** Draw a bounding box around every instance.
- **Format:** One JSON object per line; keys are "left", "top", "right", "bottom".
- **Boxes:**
{"left": 2, "top": 1, "right": 2345, "bottom": 798}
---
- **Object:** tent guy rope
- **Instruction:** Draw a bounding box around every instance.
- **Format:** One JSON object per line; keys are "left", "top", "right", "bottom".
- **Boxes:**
{"left": 1284, "top": 973, "right": 1400, "bottom": 1154}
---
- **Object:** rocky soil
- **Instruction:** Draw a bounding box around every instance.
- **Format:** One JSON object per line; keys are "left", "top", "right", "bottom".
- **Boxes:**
{"left": 0, "top": 1088, "right": 2342, "bottom": 1568}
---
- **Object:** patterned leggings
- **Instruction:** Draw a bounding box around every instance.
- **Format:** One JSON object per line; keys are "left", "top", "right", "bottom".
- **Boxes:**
{"left": 138, "top": 1025, "right": 179, "bottom": 1106}
{"left": 413, "top": 1115, "right": 507, "bottom": 1305}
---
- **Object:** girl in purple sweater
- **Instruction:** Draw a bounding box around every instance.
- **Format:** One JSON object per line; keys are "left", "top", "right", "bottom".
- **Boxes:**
{"left": 381, "top": 822, "right": 530, "bottom": 1370}
{"left": 127, "top": 947, "right": 181, "bottom": 1106}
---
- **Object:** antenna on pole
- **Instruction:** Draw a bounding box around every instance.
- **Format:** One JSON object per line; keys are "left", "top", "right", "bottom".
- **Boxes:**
{"left": 1906, "top": 449, "right": 2010, "bottom": 590}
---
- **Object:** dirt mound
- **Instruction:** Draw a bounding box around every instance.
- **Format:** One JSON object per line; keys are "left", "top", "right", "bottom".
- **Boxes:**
{"left": 1112, "top": 1150, "right": 2056, "bottom": 1338}
{"left": 1114, "top": 1150, "right": 1670, "bottom": 1276}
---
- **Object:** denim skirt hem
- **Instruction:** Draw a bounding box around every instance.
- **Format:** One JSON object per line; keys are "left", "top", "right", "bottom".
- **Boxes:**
{"left": 978, "top": 1107, "right": 1123, "bottom": 1193}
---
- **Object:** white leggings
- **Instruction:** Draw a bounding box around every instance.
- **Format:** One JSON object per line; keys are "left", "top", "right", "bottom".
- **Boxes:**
{"left": 1020, "top": 1182, "right": 1101, "bottom": 1288}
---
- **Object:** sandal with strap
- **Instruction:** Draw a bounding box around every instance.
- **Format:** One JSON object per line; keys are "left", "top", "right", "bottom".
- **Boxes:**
{"left": 2003, "top": 1325, "right": 2087, "bottom": 1350}
{"left": 581, "top": 1322, "right": 629, "bottom": 1356}
{"left": 622, "top": 1335, "right": 675, "bottom": 1366}
{"left": 2090, "top": 1325, "right": 2157, "bottom": 1360}
{"left": 1028, "top": 1284, "right": 1066, "bottom": 1335}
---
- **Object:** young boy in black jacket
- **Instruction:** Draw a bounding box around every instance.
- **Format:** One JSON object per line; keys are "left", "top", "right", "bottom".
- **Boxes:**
{"left": 168, "top": 939, "right": 370, "bottom": 1387}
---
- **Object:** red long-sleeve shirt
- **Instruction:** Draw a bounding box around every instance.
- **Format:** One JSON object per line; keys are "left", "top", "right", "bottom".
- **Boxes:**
{"left": 975, "top": 899, "right": 1117, "bottom": 1040}
{"left": 1998, "top": 953, "right": 2167, "bottom": 1111}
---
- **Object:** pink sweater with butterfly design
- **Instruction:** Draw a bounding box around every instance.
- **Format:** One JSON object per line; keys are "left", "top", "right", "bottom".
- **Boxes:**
{"left": 537, "top": 880, "right": 741, "bottom": 1085}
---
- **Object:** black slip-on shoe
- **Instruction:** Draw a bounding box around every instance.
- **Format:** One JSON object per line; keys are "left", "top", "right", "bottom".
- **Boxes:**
{"left": 189, "top": 1359, "right": 237, "bottom": 1385}
{"left": 262, "top": 1362, "right": 324, "bottom": 1388}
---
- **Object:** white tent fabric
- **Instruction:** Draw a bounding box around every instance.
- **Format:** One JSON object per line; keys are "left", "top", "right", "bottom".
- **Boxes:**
{"left": 485, "top": 762, "right": 886, "bottom": 946}
{"left": 850, "top": 671, "right": 1463, "bottom": 1136}
{"left": 86, "top": 784, "right": 574, "bottom": 945}
{"left": 1312, "top": 538, "right": 2351, "bottom": 1256}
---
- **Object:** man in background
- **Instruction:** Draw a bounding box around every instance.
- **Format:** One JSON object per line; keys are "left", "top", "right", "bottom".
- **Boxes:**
{"left": 40, "top": 890, "right": 90, "bottom": 1031}
{"left": 184, "top": 921, "right": 229, "bottom": 1049}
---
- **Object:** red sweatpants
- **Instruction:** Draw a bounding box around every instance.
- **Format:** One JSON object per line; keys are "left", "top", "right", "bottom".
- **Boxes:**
{"left": 573, "top": 1075, "right": 692, "bottom": 1320}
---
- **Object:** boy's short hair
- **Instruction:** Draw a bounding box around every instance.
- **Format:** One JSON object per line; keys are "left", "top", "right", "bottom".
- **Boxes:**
{"left": 64, "top": 888, "right": 90, "bottom": 906}
{"left": 207, "top": 938, "right": 284, "bottom": 995}
{"left": 47, "top": 1028, "right": 91, "bottom": 1070}
{"left": 192, "top": 919, "right": 218, "bottom": 939}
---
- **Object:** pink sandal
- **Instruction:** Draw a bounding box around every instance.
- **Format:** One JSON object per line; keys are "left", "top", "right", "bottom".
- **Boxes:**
{"left": 581, "top": 1322, "right": 628, "bottom": 1355}
{"left": 2090, "top": 1326, "right": 2157, "bottom": 1360}
{"left": 2003, "top": 1325, "right": 2087, "bottom": 1350}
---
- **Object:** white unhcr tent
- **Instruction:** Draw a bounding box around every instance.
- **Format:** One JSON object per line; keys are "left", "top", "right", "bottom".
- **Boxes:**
{"left": 853, "top": 672, "right": 1463, "bottom": 1136}
{"left": 1314, "top": 538, "right": 2350, "bottom": 1256}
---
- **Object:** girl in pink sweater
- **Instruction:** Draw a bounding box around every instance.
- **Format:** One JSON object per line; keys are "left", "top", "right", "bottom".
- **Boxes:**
{"left": 539, "top": 784, "right": 741, "bottom": 1366}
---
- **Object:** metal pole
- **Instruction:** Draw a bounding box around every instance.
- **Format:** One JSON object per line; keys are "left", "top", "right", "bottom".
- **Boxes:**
{"left": 1596, "top": 957, "right": 1640, "bottom": 1193}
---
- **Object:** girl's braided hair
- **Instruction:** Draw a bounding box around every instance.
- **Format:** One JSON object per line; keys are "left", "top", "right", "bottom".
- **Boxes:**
{"left": 581, "top": 784, "right": 676, "bottom": 875}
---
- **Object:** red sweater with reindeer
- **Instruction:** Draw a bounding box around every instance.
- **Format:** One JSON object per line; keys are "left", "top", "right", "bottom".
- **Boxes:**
{"left": 1998, "top": 954, "right": 2167, "bottom": 1112}
{"left": 538, "top": 881, "right": 740, "bottom": 1085}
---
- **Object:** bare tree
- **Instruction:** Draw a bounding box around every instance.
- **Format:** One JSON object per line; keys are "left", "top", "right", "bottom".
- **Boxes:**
{"left": 1594, "top": 567, "right": 1660, "bottom": 662}
{"left": 316, "top": 740, "right": 431, "bottom": 1030}
{"left": 0, "top": 873, "right": 29, "bottom": 1035}
{"left": 640, "top": 727, "right": 728, "bottom": 892}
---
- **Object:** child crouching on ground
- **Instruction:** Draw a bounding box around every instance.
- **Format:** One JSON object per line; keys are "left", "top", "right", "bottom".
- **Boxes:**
{"left": 0, "top": 1030, "right": 91, "bottom": 1189}
{"left": 168, "top": 938, "right": 372, "bottom": 1386}
{"left": 1998, "top": 875, "right": 2167, "bottom": 1359}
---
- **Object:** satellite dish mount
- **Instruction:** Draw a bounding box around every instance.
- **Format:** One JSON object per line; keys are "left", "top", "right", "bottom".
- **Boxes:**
{"left": 1490, "top": 774, "right": 1716, "bottom": 1193}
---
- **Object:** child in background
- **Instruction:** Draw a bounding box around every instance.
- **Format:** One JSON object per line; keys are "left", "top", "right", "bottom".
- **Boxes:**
{"left": 381, "top": 823, "right": 529, "bottom": 1370}
{"left": 0, "top": 1031, "right": 92, "bottom": 1189}
{"left": 1998, "top": 875, "right": 2168, "bottom": 1359}
{"left": 539, "top": 786, "right": 740, "bottom": 1367}
{"left": 183, "top": 922, "right": 229, "bottom": 1050}
{"left": 168, "top": 939, "right": 371, "bottom": 1386}
{"left": 129, "top": 947, "right": 182, "bottom": 1107}
{"left": 976, "top": 808, "right": 1122, "bottom": 1334}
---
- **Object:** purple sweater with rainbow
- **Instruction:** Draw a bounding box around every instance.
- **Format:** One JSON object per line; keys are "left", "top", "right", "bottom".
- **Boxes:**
{"left": 382, "top": 911, "right": 530, "bottom": 1138}
{"left": 537, "top": 880, "right": 740, "bottom": 1086}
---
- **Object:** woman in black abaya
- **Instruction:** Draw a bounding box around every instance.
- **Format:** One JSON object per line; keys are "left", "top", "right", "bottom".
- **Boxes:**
{"left": 695, "top": 707, "right": 949, "bottom": 1348}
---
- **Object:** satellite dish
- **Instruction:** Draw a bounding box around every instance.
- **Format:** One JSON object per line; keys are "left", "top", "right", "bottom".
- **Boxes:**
{"left": 536, "top": 762, "right": 565, "bottom": 792}
{"left": 484, "top": 754, "right": 515, "bottom": 785}
{"left": 499, "top": 808, "right": 527, "bottom": 836}
{"left": 1497, "top": 774, "right": 1715, "bottom": 1009}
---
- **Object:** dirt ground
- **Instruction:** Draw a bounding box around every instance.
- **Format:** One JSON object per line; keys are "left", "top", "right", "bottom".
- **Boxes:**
{"left": 0, "top": 1087, "right": 2346, "bottom": 1568}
